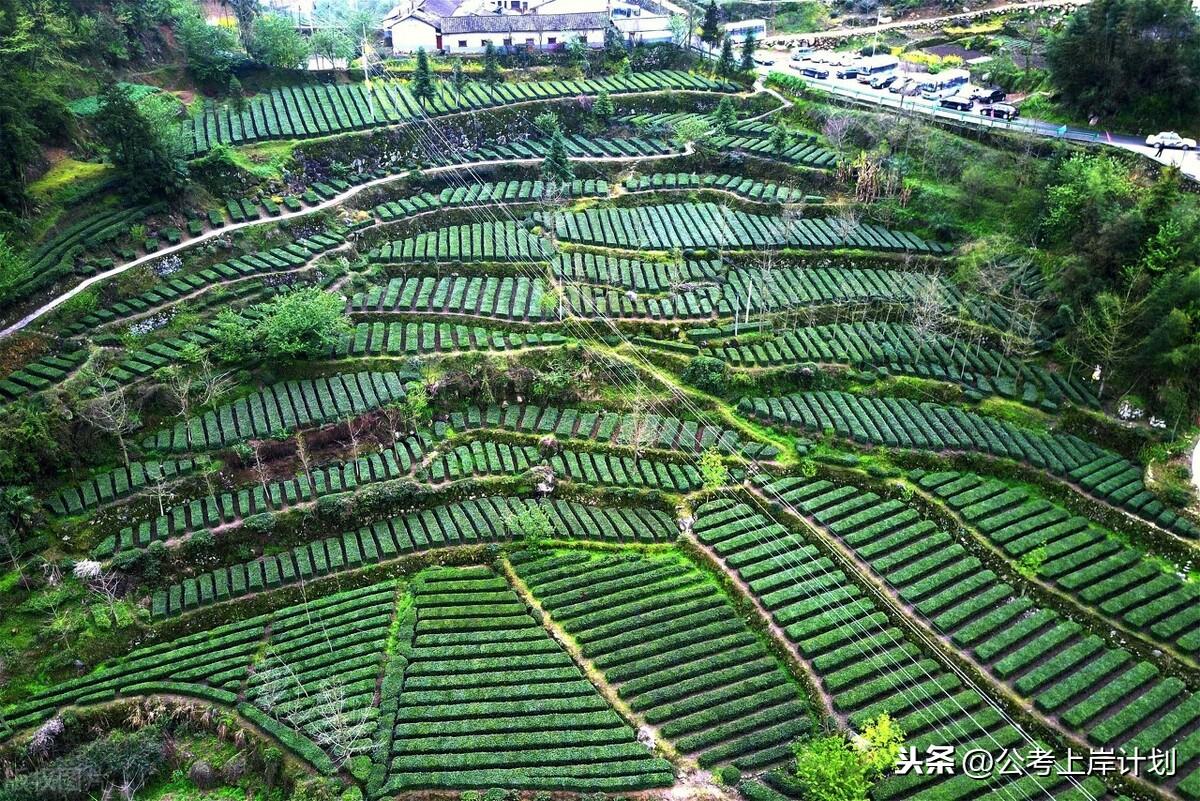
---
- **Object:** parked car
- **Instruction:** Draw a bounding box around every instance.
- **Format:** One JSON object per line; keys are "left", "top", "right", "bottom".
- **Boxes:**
{"left": 900, "top": 82, "right": 923, "bottom": 97}
{"left": 754, "top": 55, "right": 775, "bottom": 67}
{"left": 940, "top": 95, "right": 974, "bottom": 111}
{"left": 799, "top": 65, "right": 830, "bottom": 79}
{"left": 980, "top": 103, "right": 1020, "bottom": 120}
{"left": 970, "top": 87, "right": 1007, "bottom": 103}
{"left": 869, "top": 73, "right": 897, "bottom": 90}
{"left": 887, "top": 76, "right": 912, "bottom": 94}
{"left": 790, "top": 46, "right": 813, "bottom": 61}
{"left": 1146, "top": 131, "right": 1196, "bottom": 149}
{"left": 835, "top": 65, "right": 860, "bottom": 79}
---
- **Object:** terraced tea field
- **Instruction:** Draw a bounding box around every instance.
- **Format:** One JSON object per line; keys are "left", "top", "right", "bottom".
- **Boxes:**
{"left": 2, "top": 53, "right": 1197, "bottom": 801}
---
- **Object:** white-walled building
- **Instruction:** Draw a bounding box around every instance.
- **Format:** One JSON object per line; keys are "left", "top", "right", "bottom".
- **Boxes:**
{"left": 382, "top": 0, "right": 673, "bottom": 54}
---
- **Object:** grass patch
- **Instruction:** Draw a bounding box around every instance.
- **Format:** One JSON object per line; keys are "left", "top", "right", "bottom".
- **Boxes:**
{"left": 976, "top": 396, "right": 1051, "bottom": 433}
{"left": 28, "top": 159, "right": 114, "bottom": 207}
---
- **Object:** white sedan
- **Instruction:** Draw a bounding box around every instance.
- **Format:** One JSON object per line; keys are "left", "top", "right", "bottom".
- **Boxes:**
{"left": 1146, "top": 131, "right": 1197, "bottom": 149}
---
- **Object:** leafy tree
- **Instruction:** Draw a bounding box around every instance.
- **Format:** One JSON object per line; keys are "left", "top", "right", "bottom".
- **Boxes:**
{"left": 671, "top": 116, "right": 713, "bottom": 152}
{"left": 0, "top": 232, "right": 26, "bottom": 297}
{"left": 857, "top": 713, "right": 905, "bottom": 775}
{"left": 669, "top": 14, "right": 690, "bottom": 47}
{"left": 309, "top": 27, "right": 353, "bottom": 69}
{"left": 94, "top": 82, "right": 188, "bottom": 199}
{"left": 412, "top": 47, "right": 435, "bottom": 109}
{"left": 593, "top": 89, "right": 614, "bottom": 122}
{"left": 769, "top": 122, "right": 793, "bottom": 156}
{"left": 717, "top": 36, "right": 736, "bottom": 78}
{"left": 566, "top": 38, "right": 589, "bottom": 74}
{"left": 175, "top": 10, "right": 240, "bottom": 89}
{"left": 255, "top": 287, "right": 352, "bottom": 359}
{"left": 0, "top": 485, "right": 37, "bottom": 571}
{"left": 250, "top": 14, "right": 310, "bottom": 69}
{"left": 740, "top": 31, "right": 757, "bottom": 72}
{"left": 603, "top": 26, "right": 627, "bottom": 65}
{"left": 1047, "top": 0, "right": 1200, "bottom": 123}
{"left": 226, "top": 0, "right": 260, "bottom": 48}
{"left": 0, "top": 401, "right": 63, "bottom": 484}
{"left": 793, "top": 735, "right": 870, "bottom": 801}
{"left": 403, "top": 380, "right": 431, "bottom": 424}
{"left": 483, "top": 42, "right": 503, "bottom": 97}
{"left": 700, "top": 0, "right": 721, "bottom": 47}
{"left": 713, "top": 96, "right": 737, "bottom": 131}
{"left": 534, "top": 111, "right": 560, "bottom": 136}
{"left": 542, "top": 128, "right": 575, "bottom": 183}
{"left": 682, "top": 355, "right": 729, "bottom": 393}
{"left": 699, "top": 447, "right": 729, "bottom": 489}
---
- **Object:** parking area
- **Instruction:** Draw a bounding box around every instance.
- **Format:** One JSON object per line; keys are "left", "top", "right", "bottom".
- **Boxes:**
{"left": 753, "top": 48, "right": 1200, "bottom": 180}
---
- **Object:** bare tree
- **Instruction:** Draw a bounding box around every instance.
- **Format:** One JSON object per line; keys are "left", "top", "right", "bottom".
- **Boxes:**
{"left": 74, "top": 559, "right": 123, "bottom": 618}
{"left": 148, "top": 464, "right": 174, "bottom": 518}
{"left": 822, "top": 114, "right": 852, "bottom": 152}
{"left": 910, "top": 274, "right": 950, "bottom": 353}
{"left": 77, "top": 384, "right": 139, "bottom": 469}
{"left": 828, "top": 206, "right": 862, "bottom": 248}
{"left": 307, "top": 681, "right": 374, "bottom": 768}
{"left": 295, "top": 432, "right": 316, "bottom": 492}
{"left": 251, "top": 442, "right": 271, "bottom": 497}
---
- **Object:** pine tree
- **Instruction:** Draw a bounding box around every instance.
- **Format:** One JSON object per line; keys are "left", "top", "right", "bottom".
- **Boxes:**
{"left": 769, "top": 122, "right": 792, "bottom": 156}
{"left": 713, "top": 96, "right": 737, "bottom": 131}
{"left": 593, "top": 89, "right": 614, "bottom": 122}
{"left": 542, "top": 129, "right": 575, "bottom": 183}
{"left": 700, "top": 1, "right": 721, "bottom": 47}
{"left": 412, "top": 47, "right": 435, "bottom": 109}
{"left": 483, "top": 42, "right": 502, "bottom": 98}
{"left": 717, "top": 36, "right": 736, "bottom": 77}
{"left": 740, "top": 31, "right": 757, "bottom": 72}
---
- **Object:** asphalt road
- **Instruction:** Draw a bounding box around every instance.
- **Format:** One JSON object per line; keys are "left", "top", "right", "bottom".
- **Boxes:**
{"left": 757, "top": 56, "right": 1200, "bottom": 180}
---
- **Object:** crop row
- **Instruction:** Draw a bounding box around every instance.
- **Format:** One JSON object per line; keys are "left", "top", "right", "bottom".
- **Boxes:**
{"left": 420, "top": 439, "right": 701, "bottom": 493}
{"left": 98, "top": 432, "right": 433, "bottom": 557}
{"left": 185, "top": 70, "right": 735, "bottom": 153}
{"left": 553, "top": 252, "right": 722, "bottom": 293}
{"left": 48, "top": 457, "right": 198, "bottom": 515}
{"left": 717, "top": 321, "right": 1096, "bottom": 408}
{"left": 371, "top": 220, "right": 554, "bottom": 263}
{"left": 513, "top": 550, "right": 812, "bottom": 771}
{"left": 378, "top": 566, "right": 672, "bottom": 792}
{"left": 547, "top": 202, "right": 948, "bottom": 253}
{"left": 151, "top": 497, "right": 676, "bottom": 617}
{"left": 756, "top": 474, "right": 1200, "bottom": 794}
{"left": 622, "top": 172, "right": 820, "bottom": 204}
{"left": 621, "top": 113, "right": 837, "bottom": 167}
{"left": 330, "top": 321, "right": 566, "bottom": 359}
{"left": 2, "top": 581, "right": 398, "bottom": 765}
{"left": 692, "top": 497, "right": 1120, "bottom": 801}
{"left": 142, "top": 370, "right": 415, "bottom": 453}
{"left": 349, "top": 275, "right": 551, "bottom": 320}
{"left": 916, "top": 470, "right": 1200, "bottom": 657}
{"left": 66, "top": 233, "right": 343, "bottom": 335}
{"left": 0, "top": 349, "right": 87, "bottom": 402}
{"left": 446, "top": 403, "right": 743, "bottom": 455}
{"left": 244, "top": 583, "right": 395, "bottom": 758}
{"left": 739, "top": 390, "right": 1199, "bottom": 539}
{"left": 374, "top": 178, "right": 608, "bottom": 222}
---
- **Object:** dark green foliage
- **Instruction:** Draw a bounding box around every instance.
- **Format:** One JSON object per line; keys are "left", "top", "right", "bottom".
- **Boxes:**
{"left": 249, "top": 14, "right": 310, "bottom": 69}
{"left": 682, "top": 355, "right": 729, "bottom": 394}
{"left": 717, "top": 37, "right": 736, "bottom": 78}
{"left": 412, "top": 47, "right": 436, "bottom": 109}
{"left": 483, "top": 42, "right": 502, "bottom": 95}
{"left": 1048, "top": 0, "right": 1200, "bottom": 125}
{"left": 0, "top": 726, "right": 169, "bottom": 801}
{"left": 93, "top": 81, "right": 188, "bottom": 199}
{"left": 542, "top": 129, "right": 575, "bottom": 183}
{"left": 739, "top": 32, "right": 757, "bottom": 73}
{"left": 700, "top": 0, "right": 721, "bottom": 46}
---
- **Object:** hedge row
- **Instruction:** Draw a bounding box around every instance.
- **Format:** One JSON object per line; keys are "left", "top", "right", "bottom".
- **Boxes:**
{"left": 185, "top": 70, "right": 736, "bottom": 153}
{"left": 0, "top": 349, "right": 86, "bottom": 402}
{"left": 622, "top": 172, "right": 816, "bottom": 204}
{"left": 514, "top": 550, "right": 811, "bottom": 771}
{"left": 349, "top": 274, "right": 551, "bottom": 320}
{"left": 330, "top": 321, "right": 566, "bottom": 358}
{"left": 547, "top": 202, "right": 949, "bottom": 253}
{"left": 66, "top": 232, "right": 343, "bottom": 335}
{"left": 151, "top": 496, "right": 676, "bottom": 617}
{"left": 372, "top": 221, "right": 553, "bottom": 264}
{"left": 917, "top": 470, "right": 1200, "bottom": 656}
{"left": 143, "top": 370, "right": 416, "bottom": 452}
{"left": 692, "top": 496, "right": 1112, "bottom": 801}
{"left": 374, "top": 178, "right": 607, "bottom": 222}
{"left": 98, "top": 433, "right": 432, "bottom": 556}
{"left": 740, "top": 390, "right": 1198, "bottom": 540}
{"left": 48, "top": 457, "right": 197, "bottom": 515}
{"left": 446, "top": 403, "right": 743, "bottom": 455}
{"left": 717, "top": 321, "right": 1096, "bottom": 408}
{"left": 553, "top": 252, "right": 722, "bottom": 293}
{"left": 753, "top": 473, "right": 1200, "bottom": 794}
{"left": 378, "top": 566, "right": 672, "bottom": 793}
